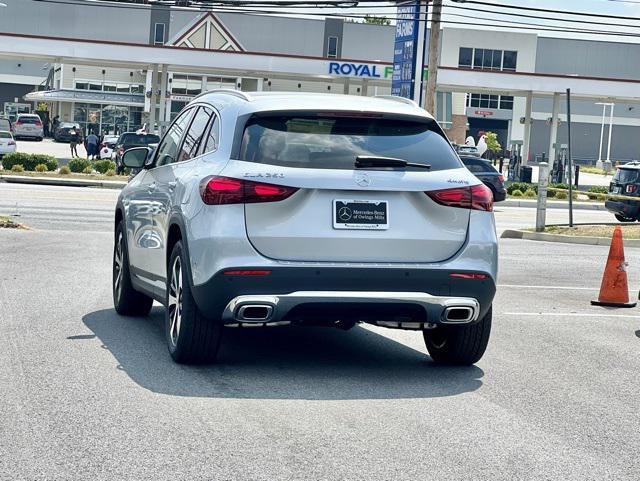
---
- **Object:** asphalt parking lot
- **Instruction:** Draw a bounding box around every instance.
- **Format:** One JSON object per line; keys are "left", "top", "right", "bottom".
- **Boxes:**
{"left": 1, "top": 183, "right": 639, "bottom": 480}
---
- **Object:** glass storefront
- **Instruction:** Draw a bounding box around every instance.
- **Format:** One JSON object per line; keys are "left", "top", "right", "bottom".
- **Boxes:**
{"left": 73, "top": 103, "right": 144, "bottom": 136}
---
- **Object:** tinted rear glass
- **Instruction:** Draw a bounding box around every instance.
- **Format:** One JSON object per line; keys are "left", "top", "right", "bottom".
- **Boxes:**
{"left": 120, "top": 133, "right": 160, "bottom": 145}
{"left": 239, "top": 115, "right": 460, "bottom": 171}
{"left": 18, "top": 117, "right": 40, "bottom": 124}
{"left": 0, "top": 132, "right": 11, "bottom": 138}
{"left": 614, "top": 168, "right": 639, "bottom": 183}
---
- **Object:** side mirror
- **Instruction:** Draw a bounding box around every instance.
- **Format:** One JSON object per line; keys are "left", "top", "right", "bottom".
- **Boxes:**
{"left": 122, "top": 147, "right": 152, "bottom": 169}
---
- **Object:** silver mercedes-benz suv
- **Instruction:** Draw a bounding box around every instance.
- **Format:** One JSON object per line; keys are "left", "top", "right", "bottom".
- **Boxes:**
{"left": 113, "top": 91, "right": 498, "bottom": 365}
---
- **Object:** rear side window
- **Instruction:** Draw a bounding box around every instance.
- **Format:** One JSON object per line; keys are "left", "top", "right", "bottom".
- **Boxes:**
{"left": 180, "top": 106, "right": 213, "bottom": 161}
{"left": 239, "top": 115, "right": 460, "bottom": 171}
{"left": 0, "top": 132, "right": 11, "bottom": 138}
{"left": 462, "top": 156, "right": 493, "bottom": 173}
{"left": 614, "top": 168, "right": 639, "bottom": 183}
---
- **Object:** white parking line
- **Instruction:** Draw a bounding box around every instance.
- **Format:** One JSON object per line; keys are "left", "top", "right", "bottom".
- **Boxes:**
{"left": 498, "top": 284, "right": 598, "bottom": 291}
{"left": 500, "top": 312, "right": 640, "bottom": 319}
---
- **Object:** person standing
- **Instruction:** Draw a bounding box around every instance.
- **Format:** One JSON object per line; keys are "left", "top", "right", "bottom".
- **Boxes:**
{"left": 86, "top": 130, "right": 99, "bottom": 160}
{"left": 51, "top": 115, "right": 60, "bottom": 138}
{"left": 69, "top": 127, "right": 79, "bottom": 158}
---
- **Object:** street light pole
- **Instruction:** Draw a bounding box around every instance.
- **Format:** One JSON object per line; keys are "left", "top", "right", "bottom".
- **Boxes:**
{"left": 424, "top": 0, "right": 442, "bottom": 113}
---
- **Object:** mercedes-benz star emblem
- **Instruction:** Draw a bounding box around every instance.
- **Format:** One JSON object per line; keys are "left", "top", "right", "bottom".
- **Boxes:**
{"left": 338, "top": 206, "right": 353, "bottom": 221}
{"left": 355, "top": 173, "right": 371, "bottom": 187}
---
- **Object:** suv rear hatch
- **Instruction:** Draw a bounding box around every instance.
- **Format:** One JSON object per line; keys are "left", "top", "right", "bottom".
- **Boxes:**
{"left": 212, "top": 112, "right": 486, "bottom": 263}
{"left": 610, "top": 167, "right": 640, "bottom": 197}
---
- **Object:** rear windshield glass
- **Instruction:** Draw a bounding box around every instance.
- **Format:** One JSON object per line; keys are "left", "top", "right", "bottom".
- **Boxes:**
{"left": 120, "top": 133, "right": 160, "bottom": 145}
{"left": 614, "top": 168, "right": 639, "bottom": 183}
{"left": 0, "top": 132, "right": 12, "bottom": 138}
{"left": 18, "top": 117, "right": 40, "bottom": 124}
{"left": 239, "top": 115, "right": 460, "bottom": 171}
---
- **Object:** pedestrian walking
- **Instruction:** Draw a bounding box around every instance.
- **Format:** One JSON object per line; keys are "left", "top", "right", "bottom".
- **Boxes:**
{"left": 69, "top": 127, "right": 79, "bottom": 158}
{"left": 86, "top": 131, "right": 99, "bottom": 160}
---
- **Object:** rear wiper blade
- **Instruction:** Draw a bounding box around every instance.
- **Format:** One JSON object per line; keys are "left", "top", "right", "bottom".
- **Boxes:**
{"left": 355, "top": 155, "right": 431, "bottom": 170}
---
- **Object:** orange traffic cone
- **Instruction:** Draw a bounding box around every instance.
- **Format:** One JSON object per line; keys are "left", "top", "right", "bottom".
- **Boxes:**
{"left": 591, "top": 226, "right": 637, "bottom": 307}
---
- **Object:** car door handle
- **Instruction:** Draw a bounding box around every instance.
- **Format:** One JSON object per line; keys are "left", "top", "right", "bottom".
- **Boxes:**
{"left": 168, "top": 181, "right": 177, "bottom": 191}
{"left": 147, "top": 182, "right": 157, "bottom": 192}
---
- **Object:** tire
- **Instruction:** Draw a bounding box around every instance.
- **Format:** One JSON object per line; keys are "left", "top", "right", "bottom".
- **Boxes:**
{"left": 165, "top": 241, "right": 222, "bottom": 364}
{"left": 615, "top": 214, "right": 634, "bottom": 223}
{"left": 423, "top": 306, "right": 492, "bottom": 366}
{"left": 113, "top": 222, "right": 153, "bottom": 316}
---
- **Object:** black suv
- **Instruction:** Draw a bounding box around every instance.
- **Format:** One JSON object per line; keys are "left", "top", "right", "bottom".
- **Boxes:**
{"left": 114, "top": 132, "right": 160, "bottom": 174}
{"left": 605, "top": 162, "right": 640, "bottom": 222}
{"left": 459, "top": 154, "right": 506, "bottom": 202}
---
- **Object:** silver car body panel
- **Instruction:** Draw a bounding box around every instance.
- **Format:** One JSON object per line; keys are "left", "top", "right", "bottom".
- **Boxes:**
{"left": 117, "top": 91, "right": 498, "bottom": 301}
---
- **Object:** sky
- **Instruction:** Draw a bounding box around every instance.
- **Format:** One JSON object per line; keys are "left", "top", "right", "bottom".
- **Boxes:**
{"left": 236, "top": 0, "right": 640, "bottom": 44}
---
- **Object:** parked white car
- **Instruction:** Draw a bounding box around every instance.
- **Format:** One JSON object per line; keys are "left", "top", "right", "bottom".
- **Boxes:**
{"left": 0, "top": 130, "right": 16, "bottom": 158}
{"left": 100, "top": 135, "right": 119, "bottom": 160}
{"left": 13, "top": 114, "right": 44, "bottom": 141}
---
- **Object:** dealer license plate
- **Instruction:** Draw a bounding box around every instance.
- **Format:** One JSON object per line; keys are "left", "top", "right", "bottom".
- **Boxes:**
{"left": 333, "top": 200, "right": 388, "bottom": 230}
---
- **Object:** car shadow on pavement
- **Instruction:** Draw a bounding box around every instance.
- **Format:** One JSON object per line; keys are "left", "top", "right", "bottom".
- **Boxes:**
{"left": 82, "top": 307, "right": 484, "bottom": 400}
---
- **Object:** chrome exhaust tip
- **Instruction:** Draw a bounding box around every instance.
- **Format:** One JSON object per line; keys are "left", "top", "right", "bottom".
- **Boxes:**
{"left": 443, "top": 306, "right": 476, "bottom": 323}
{"left": 236, "top": 304, "right": 274, "bottom": 322}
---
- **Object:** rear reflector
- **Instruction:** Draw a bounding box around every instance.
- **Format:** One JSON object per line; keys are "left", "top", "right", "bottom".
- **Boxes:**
{"left": 426, "top": 184, "right": 493, "bottom": 212}
{"left": 450, "top": 273, "right": 488, "bottom": 280}
{"left": 200, "top": 176, "right": 298, "bottom": 205}
{"left": 223, "top": 270, "right": 272, "bottom": 276}
{"left": 626, "top": 184, "right": 637, "bottom": 194}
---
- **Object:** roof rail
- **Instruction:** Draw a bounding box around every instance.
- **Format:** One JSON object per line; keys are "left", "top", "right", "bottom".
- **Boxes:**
{"left": 375, "top": 95, "right": 420, "bottom": 108}
{"left": 194, "top": 89, "right": 252, "bottom": 102}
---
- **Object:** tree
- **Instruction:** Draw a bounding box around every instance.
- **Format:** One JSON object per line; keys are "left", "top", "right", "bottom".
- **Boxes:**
{"left": 363, "top": 15, "right": 391, "bottom": 26}
{"left": 485, "top": 131, "right": 502, "bottom": 153}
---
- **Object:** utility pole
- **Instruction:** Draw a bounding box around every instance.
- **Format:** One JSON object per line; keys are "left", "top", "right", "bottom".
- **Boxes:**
{"left": 424, "top": 0, "right": 442, "bottom": 113}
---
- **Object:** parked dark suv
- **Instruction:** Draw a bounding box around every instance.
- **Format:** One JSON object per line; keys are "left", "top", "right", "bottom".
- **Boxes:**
{"left": 114, "top": 132, "right": 160, "bottom": 174}
{"left": 459, "top": 154, "right": 506, "bottom": 202}
{"left": 605, "top": 162, "right": 640, "bottom": 222}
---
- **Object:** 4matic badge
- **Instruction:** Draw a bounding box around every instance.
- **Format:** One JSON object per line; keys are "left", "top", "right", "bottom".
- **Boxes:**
{"left": 244, "top": 172, "right": 285, "bottom": 179}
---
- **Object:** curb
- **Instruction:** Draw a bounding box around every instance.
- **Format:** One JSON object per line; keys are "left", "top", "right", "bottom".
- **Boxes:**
{"left": 0, "top": 175, "right": 126, "bottom": 190}
{"left": 501, "top": 229, "right": 640, "bottom": 247}
{"left": 501, "top": 199, "right": 605, "bottom": 211}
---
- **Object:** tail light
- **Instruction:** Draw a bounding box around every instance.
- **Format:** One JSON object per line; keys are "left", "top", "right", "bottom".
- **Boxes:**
{"left": 35, "top": 121, "right": 42, "bottom": 127}
{"left": 426, "top": 184, "right": 493, "bottom": 212}
{"left": 498, "top": 175, "right": 505, "bottom": 183}
{"left": 8, "top": 140, "right": 15, "bottom": 146}
{"left": 626, "top": 185, "right": 637, "bottom": 194}
{"left": 200, "top": 176, "right": 299, "bottom": 205}
{"left": 14, "top": 121, "right": 21, "bottom": 126}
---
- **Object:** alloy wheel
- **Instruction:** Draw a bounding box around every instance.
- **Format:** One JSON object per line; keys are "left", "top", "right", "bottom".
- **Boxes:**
{"left": 168, "top": 256, "right": 183, "bottom": 347}
{"left": 113, "top": 232, "right": 124, "bottom": 303}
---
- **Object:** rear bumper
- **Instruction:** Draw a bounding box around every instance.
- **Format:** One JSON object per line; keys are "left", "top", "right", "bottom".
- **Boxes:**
{"left": 605, "top": 199, "right": 640, "bottom": 218}
{"left": 191, "top": 267, "right": 496, "bottom": 326}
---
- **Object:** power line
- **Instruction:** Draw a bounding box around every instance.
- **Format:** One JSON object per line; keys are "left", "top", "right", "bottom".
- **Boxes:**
{"left": 28, "top": 0, "right": 640, "bottom": 40}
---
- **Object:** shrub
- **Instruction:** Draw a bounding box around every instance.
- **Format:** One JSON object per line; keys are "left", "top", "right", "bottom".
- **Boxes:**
{"left": 511, "top": 189, "right": 523, "bottom": 197}
{"left": 555, "top": 191, "right": 568, "bottom": 200}
{"left": 11, "top": 164, "right": 24, "bottom": 173}
{"left": 1, "top": 152, "right": 57, "bottom": 171}
{"left": 59, "top": 165, "right": 71, "bottom": 175}
{"left": 35, "top": 163, "right": 47, "bottom": 172}
{"left": 588, "top": 185, "right": 608, "bottom": 194}
{"left": 524, "top": 188, "right": 536, "bottom": 198}
{"left": 507, "top": 182, "right": 537, "bottom": 195}
{"left": 105, "top": 169, "right": 116, "bottom": 177}
{"left": 68, "top": 158, "right": 92, "bottom": 173}
{"left": 94, "top": 159, "right": 117, "bottom": 174}
{"left": 82, "top": 166, "right": 93, "bottom": 174}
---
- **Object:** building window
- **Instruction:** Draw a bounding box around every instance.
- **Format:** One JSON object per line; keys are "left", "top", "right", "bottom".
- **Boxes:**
{"left": 499, "top": 95, "right": 514, "bottom": 110}
{"left": 459, "top": 47, "right": 517, "bottom": 71}
{"left": 503, "top": 50, "right": 517, "bottom": 71}
{"left": 458, "top": 47, "right": 472, "bottom": 68}
{"left": 154, "top": 23, "right": 166, "bottom": 46}
{"left": 466, "top": 93, "right": 513, "bottom": 110}
{"left": 327, "top": 36, "right": 339, "bottom": 58}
